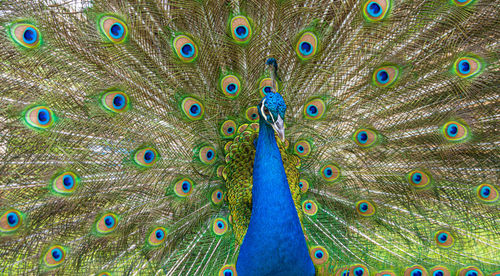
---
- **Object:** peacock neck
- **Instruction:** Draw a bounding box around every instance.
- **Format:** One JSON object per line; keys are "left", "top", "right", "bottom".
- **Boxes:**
{"left": 236, "top": 118, "right": 315, "bottom": 275}
{"left": 251, "top": 118, "right": 295, "bottom": 217}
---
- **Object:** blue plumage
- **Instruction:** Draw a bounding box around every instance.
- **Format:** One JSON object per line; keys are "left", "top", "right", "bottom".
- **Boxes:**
{"left": 237, "top": 93, "right": 314, "bottom": 275}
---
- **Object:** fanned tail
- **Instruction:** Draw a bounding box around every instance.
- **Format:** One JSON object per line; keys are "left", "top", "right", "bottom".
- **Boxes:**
{"left": 0, "top": 0, "right": 499, "bottom": 275}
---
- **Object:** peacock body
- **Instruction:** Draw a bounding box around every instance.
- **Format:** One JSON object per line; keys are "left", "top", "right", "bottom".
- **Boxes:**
{"left": 0, "top": 0, "right": 499, "bottom": 275}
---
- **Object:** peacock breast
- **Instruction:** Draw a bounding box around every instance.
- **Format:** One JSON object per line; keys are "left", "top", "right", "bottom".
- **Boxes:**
{"left": 221, "top": 123, "right": 303, "bottom": 245}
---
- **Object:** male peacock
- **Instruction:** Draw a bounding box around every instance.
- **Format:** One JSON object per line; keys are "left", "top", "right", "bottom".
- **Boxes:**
{"left": 0, "top": 0, "right": 499, "bottom": 275}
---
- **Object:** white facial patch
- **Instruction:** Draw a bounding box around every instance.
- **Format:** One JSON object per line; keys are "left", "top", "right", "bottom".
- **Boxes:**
{"left": 260, "top": 99, "right": 268, "bottom": 121}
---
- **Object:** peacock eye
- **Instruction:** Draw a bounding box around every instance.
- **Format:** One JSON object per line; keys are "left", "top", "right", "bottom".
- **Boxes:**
{"left": 212, "top": 218, "right": 229, "bottom": 236}
{"left": 10, "top": 23, "right": 41, "bottom": 49}
{"left": 95, "top": 213, "right": 118, "bottom": 234}
{"left": 363, "top": 0, "right": 390, "bottom": 21}
{"left": 101, "top": 91, "right": 130, "bottom": 113}
{"left": 309, "top": 246, "right": 329, "bottom": 265}
{"left": 442, "top": 120, "right": 468, "bottom": 141}
{"left": 350, "top": 264, "right": 369, "bottom": 276}
{"left": 264, "top": 107, "right": 270, "bottom": 114}
{"left": 259, "top": 78, "right": 279, "bottom": 97}
{"left": 43, "top": 245, "right": 66, "bottom": 267}
{"left": 476, "top": 183, "right": 498, "bottom": 203}
{"left": 148, "top": 227, "right": 167, "bottom": 246}
{"left": 24, "top": 106, "right": 55, "bottom": 130}
{"left": 230, "top": 16, "right": 252, "bottom": 44}
{"left": 296, "top": 32, "right": 318, "bottom": 60}
{"left": 133, "top": 147, "right": 159, "bottom": 167}
{"left": 174, "top": 177, "right": 194, "bottom": 197}
{"left": 52, "top": 171, "right": 79, "bottom": 195}
{"left": 430, "top": 267, "right": 450, "bottom": 276}
{"left": 356, "top": 200, "right": 376, "bottom": 216}
{"left": 1, "top": 209, "right": 23, "bottom": 233}
{"left": 219, "top": 265, "right": 237, "bottom": 276}
{"left": 454, "top": 57, "right": 481, "bottom": 78}
{"left": 173, "top": 35, "right": 198, "bottom": 62}
{"left": 404, "top": 266, "right": 427, "bottom": 276}
{"left": 220, "top": 75, "right": 241, "bottom": 98}
{"left": 99, "top": 16, "right": 128, "bottom": 44}
{"left": 435, "top": 230, "right": 454, "bottom": 248}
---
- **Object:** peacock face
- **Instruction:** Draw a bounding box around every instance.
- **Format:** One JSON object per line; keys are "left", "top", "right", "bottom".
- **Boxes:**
{"left": 258, "top": 92, "right": 286, "bottom": 141}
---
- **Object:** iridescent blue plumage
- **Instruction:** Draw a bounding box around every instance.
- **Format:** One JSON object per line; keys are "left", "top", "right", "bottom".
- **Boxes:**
{"left": 236, "top": 92, "right": 314, "bottom": 275}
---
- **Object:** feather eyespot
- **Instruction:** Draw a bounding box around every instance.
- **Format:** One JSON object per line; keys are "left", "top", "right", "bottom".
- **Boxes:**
{"left": 435, "top": 230, "right": 454, "bottom": 248}
{"left": 353, "top": 129, "right": 378, "bottom": 147}
{"left": 221, "top": 120, "right": 237, "bottom": 138}
{"left": 363, "top": 0, "right": 390, "bottom": 21}
{"left": 302, "top": 200, "right": 318, "bottom": 216}
{"left": 24, "top": 106, "right": 55, "bottom": 130}
{"left": 453, "top": 57, "right": 481, "bottom": 78}
{"left": 0, "top": 209, "right": 23, "bottom": 233}
{"left": 95, "top": 213, "right": 118, "bottom": 234}
{"left": 375, "top": 271, "right": 397, "bottom": 276}
{"left": 458, "top": 267, "right": 483, "bottom": 276}
{"left": 219, "top": 265, "right": 237, "bottom": 276}
{"left": 296, "top": 32, "right": 318, "bottom": 60}
{"left": 211, "top": 189, "right": 224, "bottom": 205}
{"left": 476, "top": 183, "right": 498, "bottom": 203}
{"left": 245, "top": 106, "right": 259, "bottom": 122}
{"left": 404, "top": 265, "right": 428, "bottom": 276}
{"left": 430, "top": 267, "right": 450, "bottom": 276}
{"left": 148, "top": 227, "right": 167, "bottom": 246}
{"left": 212, "top": 218, "right": 228, "bottom": 236}
{"left": 309, "top": 246, "right": 329, "bottom": 265}
{"left": 321, "top": 164, "right": 340, "bottom": 182}
{"left": 299, "top": 179, "right": 309, "bottom": 193}
{"left": 99, "top": 15, "right": 128, "bottom": 43}
{"left": 230, "top": 16, "right": 252, "bottom": 43}
{"left": 134, "top": 147, "right": 158, "bottom": 167}
{"left": 10, "top": 23, "right": 41, "bottom": 48}
{"left": 336, "top": 267, "right": 350, "bottom": 276}
{"left": 442, "top": 121, "right": 468, "bottom": 141}
{"left": 294, "top": 140, "right": 311, "bottom": 157}
{"left": 452, "top": 0, "right": 475, "bottom": 7}
{"left": 350, "top": 264, "right": 369, "bottom": 276}
{"left": 304, "top": 99, "right": 326, "bottom": 120}
{"left": 356, "top": 200, "right": 376, "bottom": 216}
{"left": 43, "top": 245, "right": 66, "bottom": 267}
{"left": 182, "top": 97, "right": 204, "bottom": 120}
{"left": 221, "top": 75, "right": 241, "bottom": 98}
{"left": 173, "top": 35, "right": 198, "bottom": 62}
{"left": 101, "top": 91, "right": 130, "bottom": 113}
{"left": 373, "top": 66, "right": 398, "bottom": 87}
{"left": 97, "top": 272, "right": 112, "bottom": 276}
{"left": 408, "top": 170, "right": 431, "bottom": 188}
{"left": 259, "top": 78, "right": 279, "bottom": 97}
{"left": 52, "top": 172, "right": 79, "bottom": 195}
{"left": 174, "top": 177, "right": 193, "bottom": 198}
{"left": 199, "top": 146, "right": 217, "bottom": 165}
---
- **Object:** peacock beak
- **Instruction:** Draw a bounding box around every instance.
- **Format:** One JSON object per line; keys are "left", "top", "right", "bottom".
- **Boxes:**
{"left": 271, "top": 115, "right": 285, "bottom": 142}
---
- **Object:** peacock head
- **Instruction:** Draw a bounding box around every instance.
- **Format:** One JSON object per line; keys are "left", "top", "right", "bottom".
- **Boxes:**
{"left": 258, "top": 92, "right": 286, "bottom": 142}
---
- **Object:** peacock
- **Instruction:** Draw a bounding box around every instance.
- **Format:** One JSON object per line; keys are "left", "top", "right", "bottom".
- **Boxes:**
{"left": 0, "top": 0, "right": 499, "bottom": 275}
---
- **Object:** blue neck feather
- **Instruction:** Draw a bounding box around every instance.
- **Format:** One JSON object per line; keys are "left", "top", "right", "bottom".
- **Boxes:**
{"left": 236, "top": 118, "right": 315, "bottom": 276}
